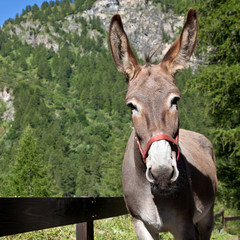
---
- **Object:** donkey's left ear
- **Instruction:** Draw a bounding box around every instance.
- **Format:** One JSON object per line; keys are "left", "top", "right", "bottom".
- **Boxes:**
{"left": 160, "top": 9, "right": 198, "bottom": 76}
{"left": 109, "top": 14, "right": 139, "bottom": 80}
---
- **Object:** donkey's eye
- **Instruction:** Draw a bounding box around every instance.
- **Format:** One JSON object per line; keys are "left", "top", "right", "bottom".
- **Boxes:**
{"left": 171, "top": 97, "right": 180, "bottom": 106}
{"left": 169, "top": 96, "right": 180, "bottom": 111}
{"left": 127, "top": 102, "right": 138, "bottom": 114}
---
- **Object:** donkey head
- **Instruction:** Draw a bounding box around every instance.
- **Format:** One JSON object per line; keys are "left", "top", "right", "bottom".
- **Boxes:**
{"left": 109, "top": 9, "right": 198, "bottom": 194}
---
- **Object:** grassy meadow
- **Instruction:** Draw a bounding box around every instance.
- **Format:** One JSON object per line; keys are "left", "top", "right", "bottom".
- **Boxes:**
{"left": 1, "top": 214, "right": 238, "bottom": 240}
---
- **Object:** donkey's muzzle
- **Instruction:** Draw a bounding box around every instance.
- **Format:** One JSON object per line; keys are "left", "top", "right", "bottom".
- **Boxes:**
{"left": 145, "top": 140, "right": 179, "bottom": 190}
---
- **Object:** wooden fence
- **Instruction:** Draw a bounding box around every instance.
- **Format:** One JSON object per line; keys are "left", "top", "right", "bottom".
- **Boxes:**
{"left": 1, "top": 198, "right": 239, "bottom": 239}
{"left": 0, "top": 197, "right": 128, "bottom": 239}
{"left": 214, "top": 209, "right": 240, "bottom": 230}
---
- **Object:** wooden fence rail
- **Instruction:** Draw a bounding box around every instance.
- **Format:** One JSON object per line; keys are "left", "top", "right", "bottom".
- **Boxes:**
{"left": 0, "top": 197, "right": 128, "bottom": 239}
{"left": 214, "top": 209, "right": 240, "bottom": 230}
{"left": 1, "top": 198, "right": 239, "bottom": 239}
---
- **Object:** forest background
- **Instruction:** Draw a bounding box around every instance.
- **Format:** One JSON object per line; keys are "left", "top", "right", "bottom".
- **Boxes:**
{"left": 0, "top": 0, "right": 239, "bottom": 218}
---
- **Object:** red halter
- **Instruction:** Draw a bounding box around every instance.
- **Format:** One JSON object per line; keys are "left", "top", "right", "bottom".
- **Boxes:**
{"left": 136, "top": 134, "right": 180, "bottom": 162}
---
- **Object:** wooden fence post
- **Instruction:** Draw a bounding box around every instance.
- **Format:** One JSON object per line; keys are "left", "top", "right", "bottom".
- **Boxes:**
{"left": 76, "top": 222, "right": 94, "bottom": 240}
{"left": 221, "top": 210, "right": 225, "bottom": 230}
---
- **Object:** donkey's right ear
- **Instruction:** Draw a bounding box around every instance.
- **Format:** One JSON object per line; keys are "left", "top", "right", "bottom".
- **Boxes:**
{"left": 109, "top": 14, "right": 139, "bottom": 80}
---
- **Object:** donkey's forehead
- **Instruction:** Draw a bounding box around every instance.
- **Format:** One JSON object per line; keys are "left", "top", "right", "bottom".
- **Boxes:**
{"left": 126, "top": 64, "right": 180, "bottom": 101}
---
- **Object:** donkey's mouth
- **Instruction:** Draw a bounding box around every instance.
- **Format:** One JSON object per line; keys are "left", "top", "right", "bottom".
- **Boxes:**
{"left": 150, "top": 181, "right": 177, "bottom": 196}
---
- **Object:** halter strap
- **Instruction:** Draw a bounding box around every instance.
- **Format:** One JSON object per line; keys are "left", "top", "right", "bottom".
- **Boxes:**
{"left": 136, "top": 134, "right": 180, "bottom": 163}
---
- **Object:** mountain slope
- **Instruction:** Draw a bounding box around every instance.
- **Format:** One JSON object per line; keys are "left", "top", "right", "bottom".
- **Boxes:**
{"left": 0, "top": 0, "right": 130, "bottom": 197}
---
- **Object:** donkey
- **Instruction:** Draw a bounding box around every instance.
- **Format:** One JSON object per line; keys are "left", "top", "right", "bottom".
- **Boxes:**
{"left": 109, "top": 9, "right": 217, "bottom": 240}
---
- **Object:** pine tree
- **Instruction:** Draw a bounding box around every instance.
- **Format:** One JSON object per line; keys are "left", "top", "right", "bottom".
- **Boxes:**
{"left": 37, "top": 58, "right": 52, "bottom": 80}
{"left": 9, "top": 126, "right": 54, "bottom": 197}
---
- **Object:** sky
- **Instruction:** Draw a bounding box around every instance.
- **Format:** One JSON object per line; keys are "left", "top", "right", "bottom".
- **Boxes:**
{"left": 0, "top": 0, "right": 48, "bottom": 27}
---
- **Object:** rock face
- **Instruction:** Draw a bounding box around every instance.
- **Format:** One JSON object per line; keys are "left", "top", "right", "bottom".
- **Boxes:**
{"left": 82, "top": 0, "right": 184, "bottom": 61}
{"left": 0, "top": 87, "right": 15, "bottom": 122}
{"left": 12, "top": 22, "right": 60, "bottom": 52}
{"left": 9, "top": 0, "right": 184, "bottom": 61}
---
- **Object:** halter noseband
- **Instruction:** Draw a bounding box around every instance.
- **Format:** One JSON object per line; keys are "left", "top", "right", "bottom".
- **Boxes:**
{"left": 136, "top": 134, "right": 180, "bottom": 163}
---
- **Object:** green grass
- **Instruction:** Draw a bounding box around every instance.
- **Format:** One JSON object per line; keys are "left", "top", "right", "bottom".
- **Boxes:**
{"left": 94, "top": 215, "right": 136, "bottom": 239}
{"left": 0, "top": 225, "right": 76, "bottom": 240}
{"left": 1, "top": 215, "right": 238, "bottom": 239}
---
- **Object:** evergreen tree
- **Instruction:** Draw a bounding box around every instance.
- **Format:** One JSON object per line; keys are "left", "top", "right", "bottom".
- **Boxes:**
{"left": 9, "top": 126, "right": 54, "bottom": 197}
{"left": 37, "top": 58, "right": 52, "bottom": 80}
{"left": 31, "top": 4, "right": 40, "bottom": 20}
{"left": 41, "top": 1, "right": 49, "bottom": 10}
{"left": 19, "top": 57, "right": 28, "bottom": 71}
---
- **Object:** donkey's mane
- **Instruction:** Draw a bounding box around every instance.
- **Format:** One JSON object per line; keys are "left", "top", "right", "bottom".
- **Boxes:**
{"left": 145, "top": 45, "right": 161, "bottom": 64}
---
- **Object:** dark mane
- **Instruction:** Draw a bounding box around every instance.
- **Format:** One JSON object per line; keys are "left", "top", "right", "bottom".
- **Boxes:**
{"left": 145, "top": 45, "right": 161, "bottom": 64}
{"left": 145, "top": 54, "right": 152, "bottom": 65}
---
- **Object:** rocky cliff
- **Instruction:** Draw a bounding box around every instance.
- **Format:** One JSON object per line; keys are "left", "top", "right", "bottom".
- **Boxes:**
{"left": 9, "top": 0, "right": 185, "bottom": 62}
{"left": 83, "top": 0, "right": 183, "bottom": 61}
{"left": 0, "top": 87, "right": 14, "bottom": 122}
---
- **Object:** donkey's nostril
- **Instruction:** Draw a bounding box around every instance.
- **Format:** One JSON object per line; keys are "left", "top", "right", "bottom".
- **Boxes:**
{"left": 170, "top": 164, "right": 179, "bottom": 183}
{"left": 146, "top": 167, "right": 156, "bottom": 184}
{"left": 170, "top": 168, "right": 174, "bottom": 179}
